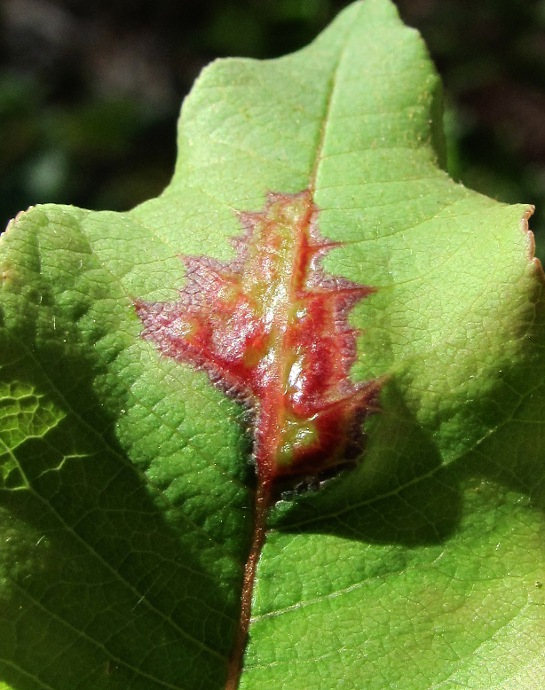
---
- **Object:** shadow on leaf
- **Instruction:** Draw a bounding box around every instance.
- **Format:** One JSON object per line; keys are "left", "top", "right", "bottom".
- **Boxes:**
{"left": 0, "top": 334, "right": 236, "bottom": 690}
{"left": 270, "top": 380, "right": 464, "bottom": 547}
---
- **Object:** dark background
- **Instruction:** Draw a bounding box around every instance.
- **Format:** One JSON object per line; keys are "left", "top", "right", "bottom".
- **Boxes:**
{"left": 2, "top": 0, "right": 545, "bottom": 258}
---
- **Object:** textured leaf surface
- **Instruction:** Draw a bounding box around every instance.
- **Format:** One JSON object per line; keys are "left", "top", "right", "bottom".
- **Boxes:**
{"left": 1, "top": 1, "right": 544, "bottom": 689}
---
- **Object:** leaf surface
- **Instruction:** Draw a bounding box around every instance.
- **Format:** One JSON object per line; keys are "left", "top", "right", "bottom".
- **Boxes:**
{"left": 1, "top": 1, "right": 544, "bottom": 689}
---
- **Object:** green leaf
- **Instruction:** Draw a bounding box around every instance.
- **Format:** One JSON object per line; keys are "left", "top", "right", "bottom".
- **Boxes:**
{"left": 1, "top": 1, "right": 544, "bottom": 689}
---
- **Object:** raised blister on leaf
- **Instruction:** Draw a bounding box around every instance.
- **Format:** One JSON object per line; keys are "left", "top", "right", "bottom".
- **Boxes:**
{"left": 135, "top": 189, "right": 381, "bottom": 488}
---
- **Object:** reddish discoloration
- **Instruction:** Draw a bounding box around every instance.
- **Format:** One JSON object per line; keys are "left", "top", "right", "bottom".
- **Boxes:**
{"left": 135, "top": 189, "right": 379, "bottom": 486}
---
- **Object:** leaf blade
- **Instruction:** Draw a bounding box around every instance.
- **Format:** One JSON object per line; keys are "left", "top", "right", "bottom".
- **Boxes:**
{"left": 0, "top": 1, "right": 544, "bottom": 689}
